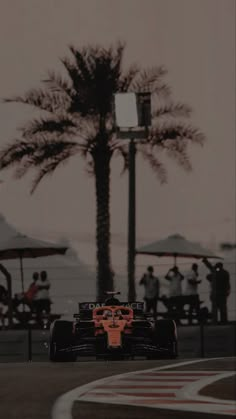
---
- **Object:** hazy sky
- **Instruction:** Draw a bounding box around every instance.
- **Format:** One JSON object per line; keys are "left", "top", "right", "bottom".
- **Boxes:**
{"left": 0, "top": 0, "right": 235, "bottom": 269}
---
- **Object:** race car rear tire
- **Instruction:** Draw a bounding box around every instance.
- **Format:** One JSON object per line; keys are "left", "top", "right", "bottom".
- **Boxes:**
{"left": 153, "top": 319, "right": 178, "bottom": 358}
{"left": 49, "top": 320, "right": 76, "bottom": 362}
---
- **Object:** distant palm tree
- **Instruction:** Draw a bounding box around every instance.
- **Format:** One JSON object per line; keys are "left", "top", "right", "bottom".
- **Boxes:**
{"left": 0, "top": 42, "right": 205, "bottom": 300}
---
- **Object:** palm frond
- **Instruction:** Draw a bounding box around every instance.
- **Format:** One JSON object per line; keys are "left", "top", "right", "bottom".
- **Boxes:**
{"left": 30, "top": 150, "right": 73, "bottom": 194}
{"left": 163, "top": 139, "right": 192, "bottom": 171}
{"left": 13, "top": 156, "right": 37, "bottom": 179}
{"left": 112, "top": 143, "right": 129, "bottom": 174}
{"left": 20, "top": 114, "right": 78, "bottom": 138}
{"left": 31, "top": 138, "right": 80, "bottom": 164}
{"left": 85, "top": 159, "right": 95, "bottom": 177}
{"left": 149, "top": 122, "right": 205, "bottom": 145}
{"left": 9, "top": 139, "right": 81, "bottom": 193}
{"left": 43, "top": 70, "right": 74, "bottom": 97}
{"left": 0, "top": 137, "right": 80, "bottom": 173}
{"left": 68, "top": 45, "right": 96, "bottom": 83}
{"left": 151, "top": 82, "right": 171, "bottom": 97}
{"left": 60, "top": 56, "right": 80, "bottom": 91}
{"left": 3, "top": 88, "right": 69, "bottom": 114}
{"left": 62, "top": 43, "right": 125, "bottom": 117}
{"left": 60, "top": 55, "right": 99, "bottom": 115}
{"left": 80, "top": 135, "right": 97, "bottom": 156}
{"left": 152, "top": 102, "right": 192, "bottom": 119}
{"left": 138, "top": 145, "right": 167, "bottom": 183}
{"left": 68, "top": 42, "right": 124, "bottom": 83}
{"left": 108, "top": 41, "right": 125, "bottom": 80}
{"left": 0, "top": 139, "right": 39, "bottom": 170}
{"left": 118, "top": 64, "right": 140, "bottom": 92}
{"left": 129, "top": 66, "right": 171, "bottom": 96}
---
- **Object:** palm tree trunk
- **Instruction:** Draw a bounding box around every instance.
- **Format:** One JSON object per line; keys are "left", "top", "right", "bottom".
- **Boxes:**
{"left": 93, "top": 143, "right": 113, "bottom": 301}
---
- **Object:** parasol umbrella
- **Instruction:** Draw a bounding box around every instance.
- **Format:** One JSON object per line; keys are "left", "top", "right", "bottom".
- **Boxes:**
{"left": 136, "top": 234, "right": 222, "bottom": 265}
{"left": 0, "top": 233, "right": 68, "bottom": 293}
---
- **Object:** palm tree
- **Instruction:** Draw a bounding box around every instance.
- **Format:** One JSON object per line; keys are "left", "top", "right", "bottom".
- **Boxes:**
{"left": 0, "top": 42, "right": 205, "bottom": 301}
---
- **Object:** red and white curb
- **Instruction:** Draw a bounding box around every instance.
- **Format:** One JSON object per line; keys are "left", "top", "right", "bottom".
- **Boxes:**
{"left": 52, "top": 359, "right": 236, "bottom": 419}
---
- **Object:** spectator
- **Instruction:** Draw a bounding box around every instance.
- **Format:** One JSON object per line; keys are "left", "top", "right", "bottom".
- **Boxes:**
{"left": 24, "top": 272, "right": 39, "bottom": 304}
{"left": 165, "top": 266, "right": 184, "bottom": 297}
{"left": 139, "top": 266, "right": 160, "bottom": 320}
{"left": 203, "top": 258, "right": 230, "bottom": 324}
{"left": 34, "top": 270, "right": 51, "bottom": 318}
{"left": 164, "top": 266, "right": 185, "bottom": 323}
{"left": 185, "top": 263, "right": 201, "bottom": 295}
{"left": 184, "top": 263, "right": 201, "bottom": 323}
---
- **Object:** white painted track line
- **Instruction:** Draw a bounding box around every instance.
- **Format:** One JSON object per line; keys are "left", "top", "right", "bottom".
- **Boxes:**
{"left": 52, "top": 358, "right": 236, "bottom": 419}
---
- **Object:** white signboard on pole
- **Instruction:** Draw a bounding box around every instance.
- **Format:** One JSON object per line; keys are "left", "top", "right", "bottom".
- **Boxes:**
{"left": 114, "top": 93, "right": 138, "bottom": 128}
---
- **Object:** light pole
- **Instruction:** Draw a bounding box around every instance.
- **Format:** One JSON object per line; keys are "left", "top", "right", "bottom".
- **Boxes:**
{"left": 0, "top": 263, "right": 13, "bottom": 328}
{"left": 114, "top": 92, "right": 151, "bottom": 301}
{"left": 128, "top": 137, "right": 136, "bottom": 301}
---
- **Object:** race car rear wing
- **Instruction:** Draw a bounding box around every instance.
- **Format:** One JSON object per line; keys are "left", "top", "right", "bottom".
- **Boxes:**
{"left": 76, "top": 301, "right": 144, "bottom": 319}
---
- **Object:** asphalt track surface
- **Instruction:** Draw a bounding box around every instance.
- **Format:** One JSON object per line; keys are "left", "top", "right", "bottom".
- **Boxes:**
{"left": 0, "top": 358, "right": 235, "bottom": 419}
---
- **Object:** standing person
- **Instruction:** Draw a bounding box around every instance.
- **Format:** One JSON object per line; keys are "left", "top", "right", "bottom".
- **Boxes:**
{"left": 165, "top": 266, "right": 184, "bottom": 297}
{"left": 34, "top": 270, "right": 51, "bottom": 318}
{"left": 24, "top": 272, "right": 39, "bottom": 304}
{"left": 184, "top": 263, "right": 201, "bottom": 323}
{"left": 185, "top": 264, "right": 201, "bottom": 296}
{"left": 165, "top": 266, "right": 184, "bottom": 323}
{"left": 139, "top": 266, "right": 160, "bottom": 320}
{"left": 202, "top": 258, "right": 230, "bottom": 324}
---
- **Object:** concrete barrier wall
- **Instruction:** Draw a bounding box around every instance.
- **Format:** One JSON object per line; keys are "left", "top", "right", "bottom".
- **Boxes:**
{"left": 202, "top": 325, "right": 236, "bottom": 357}
{"left": 177, "top": 324, "right": 236, "bottom": 358}
{"left": 0, "top": 331, "right": 29, "bottom": 362}
{"left": 0, "top": 324, "right": 235, "bottom": 362}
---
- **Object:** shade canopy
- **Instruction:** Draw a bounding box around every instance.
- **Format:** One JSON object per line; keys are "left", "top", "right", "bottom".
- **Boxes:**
{"left": 0, "top": 234, "right": 68, "bottom": 293}
{"left": 136, "top": 234, "right": 222, "bottom": 260}
{"left": 0, "top": 234, "right": 67, "bottom": 260}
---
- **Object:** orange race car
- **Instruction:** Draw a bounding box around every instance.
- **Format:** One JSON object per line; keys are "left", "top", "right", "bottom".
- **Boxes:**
{"left": 49, "top": 293, "right": 178, "bottom": 362}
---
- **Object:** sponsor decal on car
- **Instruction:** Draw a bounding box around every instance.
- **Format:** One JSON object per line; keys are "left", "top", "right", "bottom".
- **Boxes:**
{"left": 79, "top": 302, "right": 144, "bottom": 311}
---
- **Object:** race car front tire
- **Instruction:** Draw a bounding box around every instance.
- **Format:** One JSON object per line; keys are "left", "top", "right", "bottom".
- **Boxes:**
{"left": 49, "top": 320, "right": 76, "bottom": 362}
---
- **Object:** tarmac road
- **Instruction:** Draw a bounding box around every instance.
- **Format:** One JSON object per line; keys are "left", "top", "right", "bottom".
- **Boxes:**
{"left": 0, "top": 358, "right": 235, "bottom": 419}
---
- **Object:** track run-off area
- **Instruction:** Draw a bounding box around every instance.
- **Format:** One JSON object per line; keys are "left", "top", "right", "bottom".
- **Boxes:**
{"left": 0, "top": 357, "right": 235, "bottom": 419}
